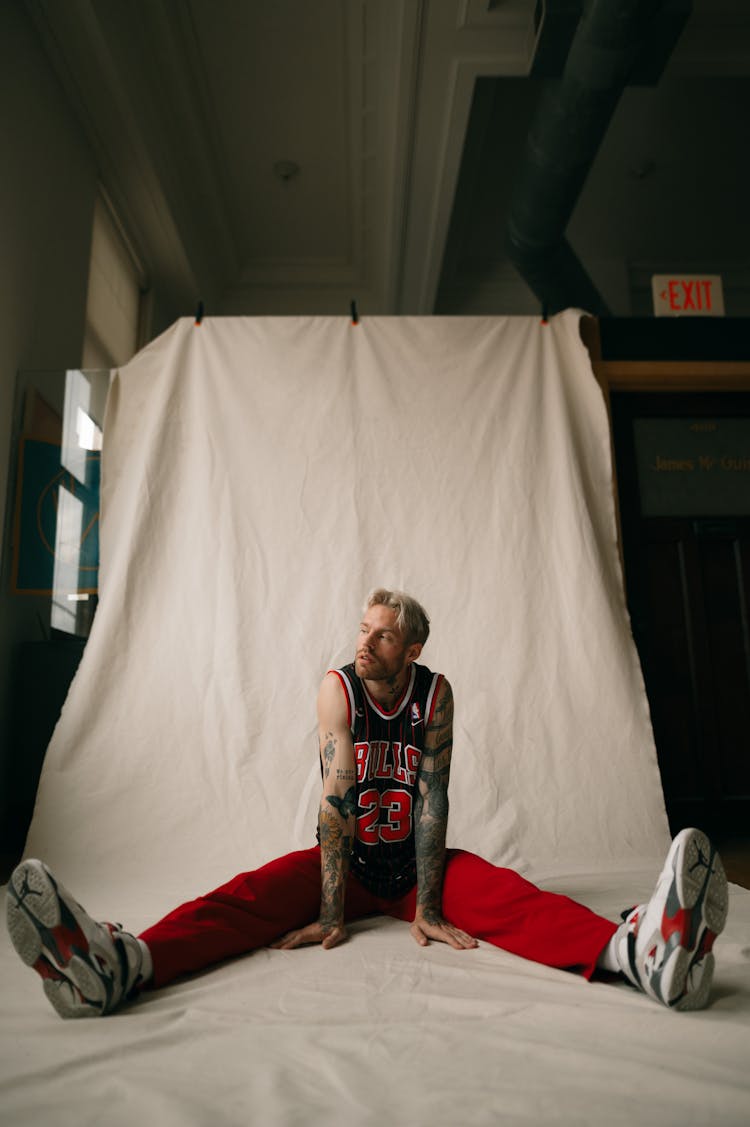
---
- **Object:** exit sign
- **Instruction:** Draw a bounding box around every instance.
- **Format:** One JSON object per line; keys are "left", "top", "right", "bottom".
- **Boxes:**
{"left": 652, "top": 274, "right": 724, "bottom": 317}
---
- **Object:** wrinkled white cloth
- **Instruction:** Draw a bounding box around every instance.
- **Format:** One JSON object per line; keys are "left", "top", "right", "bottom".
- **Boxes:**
{"left": 2, "top": 870, "right": 749, "bottom": 1127}
{"left": 5, "top": 313, "right": 747, "bottom": 1127}
{"left": 24, "top": 311, "right": 667, "bottom": 915}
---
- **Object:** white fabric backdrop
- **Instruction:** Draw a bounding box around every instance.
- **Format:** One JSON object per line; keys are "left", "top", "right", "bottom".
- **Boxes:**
{"left": 6, "top": 314, "right": 750, "bottom": 1127}
{"left": 25, "top": 311, "right": 668, "bottom": 920}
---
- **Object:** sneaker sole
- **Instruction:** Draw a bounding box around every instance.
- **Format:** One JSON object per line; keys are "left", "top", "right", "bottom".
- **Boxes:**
{"left": 6, "top": 860, "right": 112, "bottom": 1018}
{"left": 7, "top": 861, "right": 67, "bottom": 967}
{"left": 653, "top": 828, "right": 728, "bottom": 1009}
{"left": 43, "top": 973, "right": 101, "bottom": 1019}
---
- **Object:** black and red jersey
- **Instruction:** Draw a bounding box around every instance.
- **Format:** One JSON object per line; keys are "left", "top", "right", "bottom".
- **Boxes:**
{"left": 327, "top": 661, "right": 444, "bottom": 898}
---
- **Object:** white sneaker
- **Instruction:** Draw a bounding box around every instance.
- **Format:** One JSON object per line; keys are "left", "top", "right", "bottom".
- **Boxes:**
{"left": 614, "top": 828, "right": 728, "bottom": 1011}
{"left": 6, "top": 859, "right": 145, "bottom": 1018}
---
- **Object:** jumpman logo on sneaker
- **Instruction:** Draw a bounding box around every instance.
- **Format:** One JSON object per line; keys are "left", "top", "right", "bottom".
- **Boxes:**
{"left": 7, "top": 859, "right": 146, "bottom": 1018}
{"left": 17, "top": 873, "right": 42, "bottom": 903}
{"left": 613, "top": 829, "right": 728, "bottom": 1011}
{"left": 688, "top": 846, "right": 714, "bottom": 878}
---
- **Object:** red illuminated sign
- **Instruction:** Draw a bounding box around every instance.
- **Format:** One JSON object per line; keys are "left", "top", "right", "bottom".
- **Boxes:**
{"left": 651, "top": 274, "right": 725, "bottom": 317}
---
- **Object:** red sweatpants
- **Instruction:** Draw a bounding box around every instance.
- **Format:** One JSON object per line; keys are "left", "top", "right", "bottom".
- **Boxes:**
{"left": 140, "top": 847, "right": 617, "bottom": 988}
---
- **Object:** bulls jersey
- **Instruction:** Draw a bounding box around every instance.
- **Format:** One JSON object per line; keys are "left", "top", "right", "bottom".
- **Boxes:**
{"left": 327, "top": 661, "right": 444, "bottom": 898}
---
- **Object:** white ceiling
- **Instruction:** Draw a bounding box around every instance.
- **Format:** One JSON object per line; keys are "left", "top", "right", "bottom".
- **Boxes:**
{"left": 25, "top": 0, "right": 750, "bottom": 321}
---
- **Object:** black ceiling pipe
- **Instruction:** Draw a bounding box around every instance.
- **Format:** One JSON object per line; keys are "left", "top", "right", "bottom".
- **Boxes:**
{"left": 506, "top": 0, "right": 691, "bottom": 316}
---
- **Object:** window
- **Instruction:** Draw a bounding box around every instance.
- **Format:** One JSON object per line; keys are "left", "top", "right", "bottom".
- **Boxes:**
{"left": 47, "top": 191, "right": 146, "bottom": 633}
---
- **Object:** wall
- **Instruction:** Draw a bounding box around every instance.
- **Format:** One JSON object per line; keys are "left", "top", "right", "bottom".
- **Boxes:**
{"left": 0, "top": 0, "right": 97, "bottom": 840}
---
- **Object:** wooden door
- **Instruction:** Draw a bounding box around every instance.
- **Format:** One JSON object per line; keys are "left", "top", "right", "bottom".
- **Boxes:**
{"left": 612, "top": 392, "right": 750, "bottom": 836}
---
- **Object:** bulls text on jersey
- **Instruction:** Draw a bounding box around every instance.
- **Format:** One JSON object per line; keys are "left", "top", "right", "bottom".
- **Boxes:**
{"left": 353, "top": 741, "right": 421, "bottom": 786}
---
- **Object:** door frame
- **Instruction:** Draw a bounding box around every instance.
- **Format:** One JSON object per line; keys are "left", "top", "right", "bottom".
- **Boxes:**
{"left": 580, "top": 316, "right": 750, "bottom": 561}
{"left": 580, "top": 317, "right": 750, "bottom": 836}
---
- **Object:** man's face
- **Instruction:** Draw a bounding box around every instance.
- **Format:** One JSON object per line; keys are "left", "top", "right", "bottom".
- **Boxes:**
{"left": 354, "top": 604, "right": 421, "bottom": 683}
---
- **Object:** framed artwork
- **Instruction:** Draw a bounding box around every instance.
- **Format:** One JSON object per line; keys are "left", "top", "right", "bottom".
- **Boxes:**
{"left": 11, "top": 436, "right": 100, "bottom": 596}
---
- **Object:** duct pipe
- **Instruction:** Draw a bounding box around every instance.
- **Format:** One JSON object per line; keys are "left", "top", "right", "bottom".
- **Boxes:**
{"left": 506, "top": 0, "right": 689, "bottom": 316}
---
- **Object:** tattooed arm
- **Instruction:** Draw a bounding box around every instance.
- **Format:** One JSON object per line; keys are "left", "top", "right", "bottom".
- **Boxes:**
{"left": 316, "top": 672, "right": 357, "bottom": 939}
{"left": 410, "top": 678, "right": 477, "bottom": 950}
{"left": 271, "top": 673, "right": 355, "bottom": 951}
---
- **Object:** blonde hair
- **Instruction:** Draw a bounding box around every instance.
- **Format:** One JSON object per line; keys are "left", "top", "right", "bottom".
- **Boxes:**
{"left": 365, "top": 588, "right": 430, "bottom": 646}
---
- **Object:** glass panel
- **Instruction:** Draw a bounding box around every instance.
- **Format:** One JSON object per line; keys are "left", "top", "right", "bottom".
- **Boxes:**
{"left": 634, "top": 417, "right": 750, "bottom": 517}
{"left": 8, "top": 369, "right": 110, "bottom": 638}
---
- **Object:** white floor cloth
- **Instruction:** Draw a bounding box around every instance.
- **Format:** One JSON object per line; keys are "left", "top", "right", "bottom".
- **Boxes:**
{"left": 2, "top": 312, "right": 749, "bottom": 1125}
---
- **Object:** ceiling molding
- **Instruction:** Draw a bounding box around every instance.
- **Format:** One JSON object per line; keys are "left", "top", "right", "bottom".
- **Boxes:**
{"left": 21, "top": 0, "right": 749, "bottom": 321}
{"left": 456, "top": 0, "right": 536, "bottom": 35}
{"left": 364, "top": 0, "right": 426, "bottom": 312}
{"left": 192, "top": 0, "right": 367, "bottom": 312}
{"left": 221, "top": 0, "right": 426, "bottom": 316}
{"left": 398, "top": 56, "right": 530, "bottom": 313}
{"left": 150, "top": 0, "right": 244, "bottom": 276}
{"left": 22, "top": 0, "right": 205, "bottom": 315}
{"left": 77, "top": 0, "right": 240, "bottom": 295}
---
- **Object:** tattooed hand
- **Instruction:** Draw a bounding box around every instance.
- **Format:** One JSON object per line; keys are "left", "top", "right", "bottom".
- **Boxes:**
{"left": 313, "top": 674, "right": 357, "bottom": 943}
{"left": 410, "top": 912, "right": 478, "bottom": 950}
{"left": 414, "top": 678, "right": 454, "bottom": 921}
{"left": 270, "top": 921, "right": 348, "bottom": 950}
{"left": 410, "top": 680, "right": 478, "bottom": 950}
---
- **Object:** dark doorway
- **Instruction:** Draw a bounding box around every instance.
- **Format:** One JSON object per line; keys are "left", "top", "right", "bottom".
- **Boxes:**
{"left": 612, "top": 392, "right": 750, "bottom": 838}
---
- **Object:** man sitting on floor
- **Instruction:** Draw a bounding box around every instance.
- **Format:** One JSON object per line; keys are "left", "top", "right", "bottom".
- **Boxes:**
{"left": 7, "top": 588, "right": 729, "bottom": 1017}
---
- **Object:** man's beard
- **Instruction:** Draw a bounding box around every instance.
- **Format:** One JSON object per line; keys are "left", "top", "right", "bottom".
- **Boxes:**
{"left": 354, "top": 651, "right": 406, "bottom": 683}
